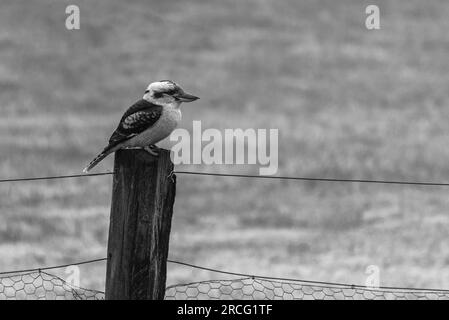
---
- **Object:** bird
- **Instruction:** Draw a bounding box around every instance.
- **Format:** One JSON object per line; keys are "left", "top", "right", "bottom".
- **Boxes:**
{"left": 83, "top": 80, "right": 199, "bottom": 173}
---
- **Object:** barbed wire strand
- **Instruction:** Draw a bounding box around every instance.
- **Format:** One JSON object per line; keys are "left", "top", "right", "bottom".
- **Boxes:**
{"left": 2, "top": 170, "right": 449, "bottom": 187}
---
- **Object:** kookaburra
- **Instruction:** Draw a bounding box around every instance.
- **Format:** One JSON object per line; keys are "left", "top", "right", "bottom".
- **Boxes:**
{"left": 83, "top": 80, "right": 199, "bottom": 173}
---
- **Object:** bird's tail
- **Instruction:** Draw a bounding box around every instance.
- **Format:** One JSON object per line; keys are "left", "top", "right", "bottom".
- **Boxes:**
{"left": 83, "top": 149, "right": 112, "bottom": 173}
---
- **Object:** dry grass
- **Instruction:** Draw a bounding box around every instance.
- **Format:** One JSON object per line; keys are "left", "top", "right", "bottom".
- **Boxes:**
{"left": 1, "top": 0, "right": 449, "bottom": 292}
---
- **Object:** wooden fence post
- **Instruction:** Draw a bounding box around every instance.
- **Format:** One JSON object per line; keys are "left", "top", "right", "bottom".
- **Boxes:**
{"left": 105, "top": 149, "right": 176, "bottom": 300}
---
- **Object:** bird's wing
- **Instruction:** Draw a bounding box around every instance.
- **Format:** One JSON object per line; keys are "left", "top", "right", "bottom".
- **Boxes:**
{"left": 106, "top": 99, "right": 163, "bottom": 151}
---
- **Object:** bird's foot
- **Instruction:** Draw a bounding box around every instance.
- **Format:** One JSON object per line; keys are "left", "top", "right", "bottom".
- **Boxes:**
{"left": 143, "top": 145, "right": 160, "bottom": 156}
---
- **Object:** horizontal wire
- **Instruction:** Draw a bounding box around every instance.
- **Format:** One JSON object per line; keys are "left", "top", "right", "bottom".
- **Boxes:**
{"left": 0, "top": 172, "right": 113, "bottom": 183}
{"left": 0, "top": 258, "right": 107, "bottom": 276}
{"left": 2, "top": 257, "right": 448, "bottom": 294}
{"left": 167, "top": 259, "right": 449, "bottom": 293}
{"left": 174, "top": 171, "right": 449, "bottom": 187}
{"left": 2, "top": 169, "right": 449, "bottom": 187}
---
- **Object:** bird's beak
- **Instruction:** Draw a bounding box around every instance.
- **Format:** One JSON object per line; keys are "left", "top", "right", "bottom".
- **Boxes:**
{"left": 176, "top": 92, "right": 199, "bottom": 102}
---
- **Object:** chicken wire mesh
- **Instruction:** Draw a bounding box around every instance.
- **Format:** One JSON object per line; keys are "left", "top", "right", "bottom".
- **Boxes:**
{"left": 0, "top": 271, "right": 104, "bottom": 300}
{"left": 165, "top": 277, "right": 449, "bottom": 300}
{"left": 2, "top": 268, "right": 449, "bottom": 300}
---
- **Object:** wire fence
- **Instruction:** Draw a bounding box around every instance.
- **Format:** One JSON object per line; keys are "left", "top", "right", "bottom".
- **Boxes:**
{"left": 2, "top": 170, "right": 449, "bottom": 299}
{"left": 2, "top": 258, "right": 449, "bottom": 300}
{"left": 166, "top": 260, "right": 449, "bottom": 300}
{"left": 0, "top": 271, "right": 104, "bottom": 300}
{"left": 165, "top": 277, "right": 449, "bottom": 300}
{"left": 4, "top": 170, "right": 449, "bottom": 186}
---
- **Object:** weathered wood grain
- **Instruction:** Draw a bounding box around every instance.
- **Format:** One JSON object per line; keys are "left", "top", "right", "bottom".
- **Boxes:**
{"left": 105, "top": 149, "right": 176, "bottom": 300}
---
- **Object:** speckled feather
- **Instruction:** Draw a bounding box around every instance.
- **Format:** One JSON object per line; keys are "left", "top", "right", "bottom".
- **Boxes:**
{"left": 107, "top": 99, "right": 164, "bottom": 151}
{"left": 83, "top": 100, "right": 169, "bottom": 173}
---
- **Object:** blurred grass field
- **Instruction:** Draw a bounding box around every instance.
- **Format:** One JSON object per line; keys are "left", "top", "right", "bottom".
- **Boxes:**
{"left": 2, "top": 0, "right": 449, "bottom": 292}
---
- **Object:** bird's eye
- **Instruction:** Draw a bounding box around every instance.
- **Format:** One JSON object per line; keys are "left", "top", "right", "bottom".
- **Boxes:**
{"left": 144, "top": 90, "right": 149, "bottom": 94}
{"left": 165, "top": 89, "right": 177, "bottom": 96}
{"left": 153, "top": 92, "right": 163, "bottom": 98}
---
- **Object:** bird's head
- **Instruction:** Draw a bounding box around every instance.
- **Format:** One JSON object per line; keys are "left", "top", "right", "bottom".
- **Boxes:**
{"left": 143, "top": 80, "right": 199, "bottom": 107}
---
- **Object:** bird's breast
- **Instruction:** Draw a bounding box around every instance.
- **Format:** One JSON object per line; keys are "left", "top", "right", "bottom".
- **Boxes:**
{"left": 125, "top": 107, "right": 181, "bottom": 147}
{"left": 157, "top": 107, "right": 182, "bottom": 136}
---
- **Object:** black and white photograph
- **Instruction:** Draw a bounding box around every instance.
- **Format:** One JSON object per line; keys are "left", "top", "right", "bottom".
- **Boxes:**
{"left": 1, "top": 0, "right": 449, "bottom": 308}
